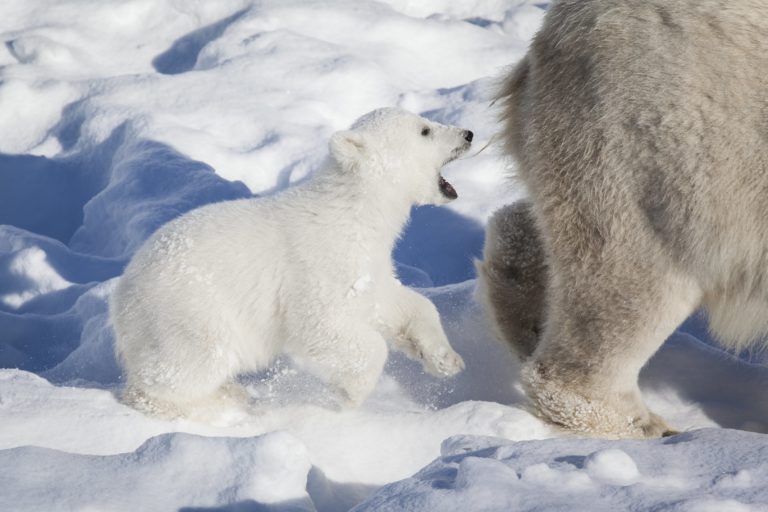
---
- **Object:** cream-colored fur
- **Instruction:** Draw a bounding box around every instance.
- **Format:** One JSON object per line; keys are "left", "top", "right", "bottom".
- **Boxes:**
{"left": 111, "top": 108, "right": 471, "bottom": 418}
{"left": 475, "top": 202, "right": 545, "bottom": 360}
{"left": 479, "top": 0, "right": 768, "bottom": 437}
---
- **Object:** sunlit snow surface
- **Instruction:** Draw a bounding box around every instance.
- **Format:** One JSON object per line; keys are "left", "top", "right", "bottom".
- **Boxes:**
{"left": 0, "top": 1, "right": 766, "bottom": 510}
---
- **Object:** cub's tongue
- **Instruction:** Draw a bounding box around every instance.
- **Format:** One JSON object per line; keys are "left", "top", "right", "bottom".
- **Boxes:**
{"left": 439, "top": 175, "right": 457, "bottom": 200}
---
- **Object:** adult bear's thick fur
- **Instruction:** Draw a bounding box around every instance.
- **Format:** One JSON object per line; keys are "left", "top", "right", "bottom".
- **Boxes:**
{"left": 478, "top": 0, "right": 768, "bottom": 437}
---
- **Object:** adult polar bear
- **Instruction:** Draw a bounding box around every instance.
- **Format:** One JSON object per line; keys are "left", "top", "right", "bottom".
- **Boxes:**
{"left": 112, "top": 108, "right": 470, "bottom": 418}
{"left": 478, "top": 0, "right": 768, "bottom": 437}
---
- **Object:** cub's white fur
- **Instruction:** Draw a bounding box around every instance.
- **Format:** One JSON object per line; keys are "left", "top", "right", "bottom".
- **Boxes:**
{"left": 479, "top": 0, "right": 768, "bottom": 438}
{"left": 111, "top": 108, "right": 471, "bottom": 417}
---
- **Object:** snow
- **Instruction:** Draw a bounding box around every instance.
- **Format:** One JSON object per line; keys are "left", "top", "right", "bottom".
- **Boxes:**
{"left": 0, "top": 430, "right": 315, "bottom": 511}
{"left": 584, "top": 448, "right": 639, "bottom": 486}
{"left": 355, "top": 429, "right": 768, "bottom": 512}
{"left": 1, "top": 246, "right": 74, "bottom": 308}
{"left": 0, "top": 0, "right": 766, "bottom": 511}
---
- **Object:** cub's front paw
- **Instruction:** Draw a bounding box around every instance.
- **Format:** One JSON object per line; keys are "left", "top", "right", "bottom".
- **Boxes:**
{"left": 422, "top": 347, "right": 465, "bottom": 377}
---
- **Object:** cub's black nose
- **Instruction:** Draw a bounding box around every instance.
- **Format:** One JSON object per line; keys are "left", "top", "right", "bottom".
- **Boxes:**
{"left": 464, "top": 130, "right": 474, "bottom": 142}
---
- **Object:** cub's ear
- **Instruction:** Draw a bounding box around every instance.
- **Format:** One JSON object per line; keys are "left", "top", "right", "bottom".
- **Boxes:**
{"left": 329, "top": 130, "right": 366, "bottom": 169}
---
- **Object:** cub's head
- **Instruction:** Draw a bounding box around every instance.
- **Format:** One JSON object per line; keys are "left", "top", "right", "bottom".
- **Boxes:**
{"left": 329, "top": 108, "right": 473, "bottom": 205}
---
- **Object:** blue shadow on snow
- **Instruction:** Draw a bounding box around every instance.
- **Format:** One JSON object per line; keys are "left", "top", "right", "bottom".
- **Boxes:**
{"left": 152, "top": 9, "right": 249, "bottom": 75}
{"left": 394, "top": 205, "right": 484, "bottom": 287}
{"left": 0, "top": 125, "right": 251, "bottom": 376}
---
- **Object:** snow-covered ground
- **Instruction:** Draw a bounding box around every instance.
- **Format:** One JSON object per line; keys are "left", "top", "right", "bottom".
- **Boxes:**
{"left": 0, "top": 1, "right": 766, "bottom": 510}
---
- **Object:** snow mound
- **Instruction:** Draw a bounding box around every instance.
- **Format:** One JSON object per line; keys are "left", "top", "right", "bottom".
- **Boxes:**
{"left": 0, "top": 430, "right": 314, "bottom": 512}
{"left": 354, "top": 429, "right": 768, "bottom": 512}
{"left": 584, "top": 448, "right": 639, "bottom": 486}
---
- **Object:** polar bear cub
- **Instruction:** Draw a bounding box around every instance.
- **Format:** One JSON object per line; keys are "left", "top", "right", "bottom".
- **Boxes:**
{"left": 111, "top": 107, "right": 471, "bottom": 417}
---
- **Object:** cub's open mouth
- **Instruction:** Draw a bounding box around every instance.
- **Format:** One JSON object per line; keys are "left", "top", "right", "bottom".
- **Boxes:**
{"left": 439, "top": 175, "right": 457, "bottom": 199}
{"left": 438, "top": 138, "right": 472, "bottom": 200}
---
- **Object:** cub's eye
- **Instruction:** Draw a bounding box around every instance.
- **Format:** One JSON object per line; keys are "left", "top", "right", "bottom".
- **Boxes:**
{"left": 421, "top": 126, "right": 431, "bottom": 136}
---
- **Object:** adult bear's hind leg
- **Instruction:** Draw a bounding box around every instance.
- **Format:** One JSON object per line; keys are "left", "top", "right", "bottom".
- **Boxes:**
{"left": 523, "top": 245, "right": 701, "bottom": 438}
